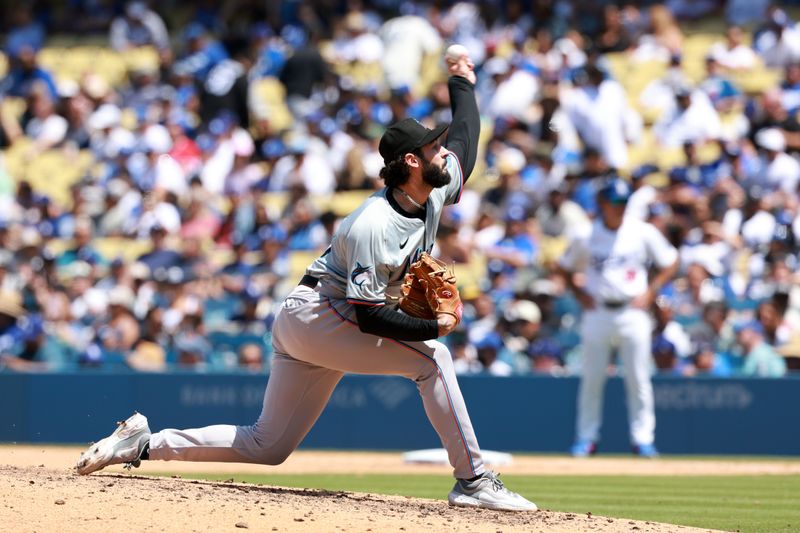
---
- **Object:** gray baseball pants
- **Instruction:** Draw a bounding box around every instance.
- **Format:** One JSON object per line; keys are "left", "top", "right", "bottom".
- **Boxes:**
{"left": 149, "top": 285, "right": 485, "bottom": 479}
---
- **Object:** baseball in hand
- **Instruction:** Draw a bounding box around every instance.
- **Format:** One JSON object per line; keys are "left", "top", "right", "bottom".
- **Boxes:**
{"left": 444, "top": 44, "right": 469, "bottom": 64}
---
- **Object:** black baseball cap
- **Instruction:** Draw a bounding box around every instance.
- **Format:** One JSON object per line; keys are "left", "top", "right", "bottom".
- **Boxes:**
{"left": 378, "top": 118, "right": 448, "bottom": 164}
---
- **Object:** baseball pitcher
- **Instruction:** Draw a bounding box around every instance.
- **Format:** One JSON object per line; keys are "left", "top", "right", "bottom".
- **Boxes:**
{"left": 76, "top": 48, "right": 536, "bottom": 512}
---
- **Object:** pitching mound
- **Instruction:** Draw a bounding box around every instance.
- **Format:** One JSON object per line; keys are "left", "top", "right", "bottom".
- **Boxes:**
{"left": 1, "top": 463, "right": 723, "bottom": 533}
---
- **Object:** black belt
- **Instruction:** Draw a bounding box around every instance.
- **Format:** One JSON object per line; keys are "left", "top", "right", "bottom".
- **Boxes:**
{"left": 602, "top": 300, "right": 628, "bottom": 309}
{"left": 299, "top": 274, "right": 319, "bottom": 289}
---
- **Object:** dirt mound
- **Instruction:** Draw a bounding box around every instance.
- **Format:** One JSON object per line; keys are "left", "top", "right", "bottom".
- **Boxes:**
{"left": 5, "top": 445, "right": 800, "bottom": 477}
{"left": 0, "top": 464, "right": 723, "bottom": 533}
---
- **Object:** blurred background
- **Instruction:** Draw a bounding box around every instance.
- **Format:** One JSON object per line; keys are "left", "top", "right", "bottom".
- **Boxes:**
{"left": 0, "top": 0, "right": 799, "bottom": 380}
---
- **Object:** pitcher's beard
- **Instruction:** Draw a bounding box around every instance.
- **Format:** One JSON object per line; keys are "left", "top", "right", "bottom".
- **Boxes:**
{"left": 422, "top": 160, "right": 451, "bottom": 188}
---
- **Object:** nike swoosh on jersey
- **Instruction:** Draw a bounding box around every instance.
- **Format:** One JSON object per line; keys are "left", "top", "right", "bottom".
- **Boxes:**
{"left": 399, "top": 237, "right": 409, "bottom": 249}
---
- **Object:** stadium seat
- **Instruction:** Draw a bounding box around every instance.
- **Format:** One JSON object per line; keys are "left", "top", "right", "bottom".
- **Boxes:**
{"left": 730, "top": 69, "right": 781, "bottom": 94}
{"left": 315, "top": 190, "right": 372, "bottom": 216}
{"left": 250, "top": 77, "right": 293, "bottom": 132}
{"left": 289, "top": 250, "right": 322, "bottom": 281}
{"left": 537, "top": 236, "right": 569, "bottom": 268}
{"left": 260, "top": 192, "right": 288, "bottom": 216}
{"left": 453, "top": 254, "right": 487, "bottom": 295}
{"left": 36, "top": 46, "right": 159, "bottom": 88}
{"left": 3, "top": 143, "right": 95, "bottom": 206}
{"left": 45, "top": 237, "right": 152, "bottom": 263}
{"left": 93, "top": 238, "right": 152, "bottom": 262}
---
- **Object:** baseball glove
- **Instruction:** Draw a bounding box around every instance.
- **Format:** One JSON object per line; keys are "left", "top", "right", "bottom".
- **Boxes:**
{"left": 399, "top": 253, "right": 463, "bottom": 324}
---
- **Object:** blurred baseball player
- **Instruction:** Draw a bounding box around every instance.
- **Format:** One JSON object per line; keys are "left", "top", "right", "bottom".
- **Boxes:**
{"left": 559, "top": 178, "right": 678, "bottom": 457}
{"left": 76, "top": 51, "right": 536, "bottom": 512}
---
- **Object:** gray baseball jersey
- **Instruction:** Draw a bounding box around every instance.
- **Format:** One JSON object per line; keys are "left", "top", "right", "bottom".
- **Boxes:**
{"left": 306, "top": 151, "right": 464, "bottom": 306}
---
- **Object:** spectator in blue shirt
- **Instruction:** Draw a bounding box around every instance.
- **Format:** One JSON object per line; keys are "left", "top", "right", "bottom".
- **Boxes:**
{"left": 652, "top": 334, "right": 686, "bottom": 375}
{"left": 690, "top": 341, "right": 734, "bottom": 376}
{"left": 252, "top": 225, "right": 290, "bottom": 282}
{"left": 285, "top": 197, "right": 327, "bottom": 251}
{"left": 572, "top": 147, "right": 611, "bottom": 218}
{"left": 221, "top": 237, "right": 257, "bottom": 278}
{"left": 0, "top": 42, "right": 58, "bottom": 101}
{"left": 249, "top": 23, "right": 288, "bottom": 79}
{"left": 0, "top": 291, "right": 45, "bottom": 370}
{"left": 5, "top": 6, "right": 45, "bottom": 57}
{"left": 700, "top": 55, "right": 741, "bottom": 112}
{"left": 56, "top": 217, "right": 105, "bottom": 267}
{"left": 528, "top": 337, "right": 565, "bottom": 376}
{"left": 219, "top": 237, "right": 258, "bottom": 295}
{"left": 136, "top": 224, "right": 182, "bottom": 272}
{"left": 474, "top": 331, "right": 513, "bottom": 376}
{"left": 174, "top": 23, "right": 229, "bottom": 82}
{"left": 485, "top": 205, "right": 537, "bottom": 277}
{"left": 780, "top": 63, "right": 800, "bottom": 114}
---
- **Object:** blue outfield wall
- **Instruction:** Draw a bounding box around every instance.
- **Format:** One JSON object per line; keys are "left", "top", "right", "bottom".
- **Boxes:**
{"left": 1, "top": 373, "right": 799, "bottom": 455}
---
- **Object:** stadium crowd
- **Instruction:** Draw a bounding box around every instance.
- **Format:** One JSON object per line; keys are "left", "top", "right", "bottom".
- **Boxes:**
{"left": 0, "top": 0, "right": 799, "bottom": 377}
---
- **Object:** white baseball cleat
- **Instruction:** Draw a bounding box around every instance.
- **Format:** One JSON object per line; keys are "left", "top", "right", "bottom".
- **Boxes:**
{"left": 76, "top": 412, "right": 151, "bottom": 475}
{"left": 448, "top": 471, "right": 537, "bottom": 512}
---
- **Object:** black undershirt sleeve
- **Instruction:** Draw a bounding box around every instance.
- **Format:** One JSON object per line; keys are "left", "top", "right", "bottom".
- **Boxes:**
{"left": 354, "top": 304, "right": 439, "bottom": 342}
{"left": 444, "top": 76, "right": 480, "bottom": 182}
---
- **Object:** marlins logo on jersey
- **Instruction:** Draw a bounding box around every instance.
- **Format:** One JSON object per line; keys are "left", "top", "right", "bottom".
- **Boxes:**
{"left": 350, "top": 263, "right": 372, "bottom": 288}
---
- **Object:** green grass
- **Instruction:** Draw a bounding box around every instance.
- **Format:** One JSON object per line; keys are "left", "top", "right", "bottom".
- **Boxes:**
{"left": 153, "top": 471, "right": 800, "bottom": 533}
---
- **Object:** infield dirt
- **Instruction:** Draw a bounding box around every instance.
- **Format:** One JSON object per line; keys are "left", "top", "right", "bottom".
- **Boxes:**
{"left": 4, "top": 445, "right": 789, "bottom": 532}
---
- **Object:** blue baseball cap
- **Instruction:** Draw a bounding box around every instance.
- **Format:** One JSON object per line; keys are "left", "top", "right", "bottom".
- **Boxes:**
{"left": 175, "top": 334, "right": 211, "bottom": 356}
{"left": 504, "top": 205, "right": 527, "bottom": 223}
{"left": 631, "top": 164, "right": 658, "bottom": 181}
{"left": 196, "top": 133, "right": 216, "bottom": 153}
{"left": 652, "top": 335, "right": 676, "bottom": 356}
{"left": 474, "top": 332, "right": 503, "bottom": 351}
{"left": 242, "top": 284, "right": 261, "bottom": 303}
{"left": 648, "top": 202, "right": 670, "bottom": 218}
{"left": 733, "top": 320, "right": 764, "bottom": 335}
{"left": 528, "top": 338, "right": 563, "bottom": 361}
{"left": 260, "top": 138, "right": 286, "bottom": 159}
{"left": 597, "top": 178, "right": 631, "bottom": 205}
{"left": 209, "top": 111, "right": 237, "bottom": 136}
{"left": 281, "top": 25, "right": 307, "bottom": 49}
{"left": 183, "top": 22, "right": 206, "bottom": 41}
{"left": 249, "top": 22, "right": 273, "bottom": 40}
{"left": 319, "top": 118, "right": 338, "bottom": 137}
{"left": 257, "top": 224, "right": 287, "bottom": 243}
{"left": 723, "top": 142, "right": 742, "bottom": 157}
{"left": 668, "top": 166, "right": 688, "bottom": 183}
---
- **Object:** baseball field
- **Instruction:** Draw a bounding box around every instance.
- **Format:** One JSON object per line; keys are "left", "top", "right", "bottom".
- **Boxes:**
{"left": 2, "top": 446, "right": 799, "bottom": 532}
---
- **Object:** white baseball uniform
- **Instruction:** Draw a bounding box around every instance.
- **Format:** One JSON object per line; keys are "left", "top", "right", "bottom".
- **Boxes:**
{"left": 560, "top": 216, "right": 678, "bottom": 446}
